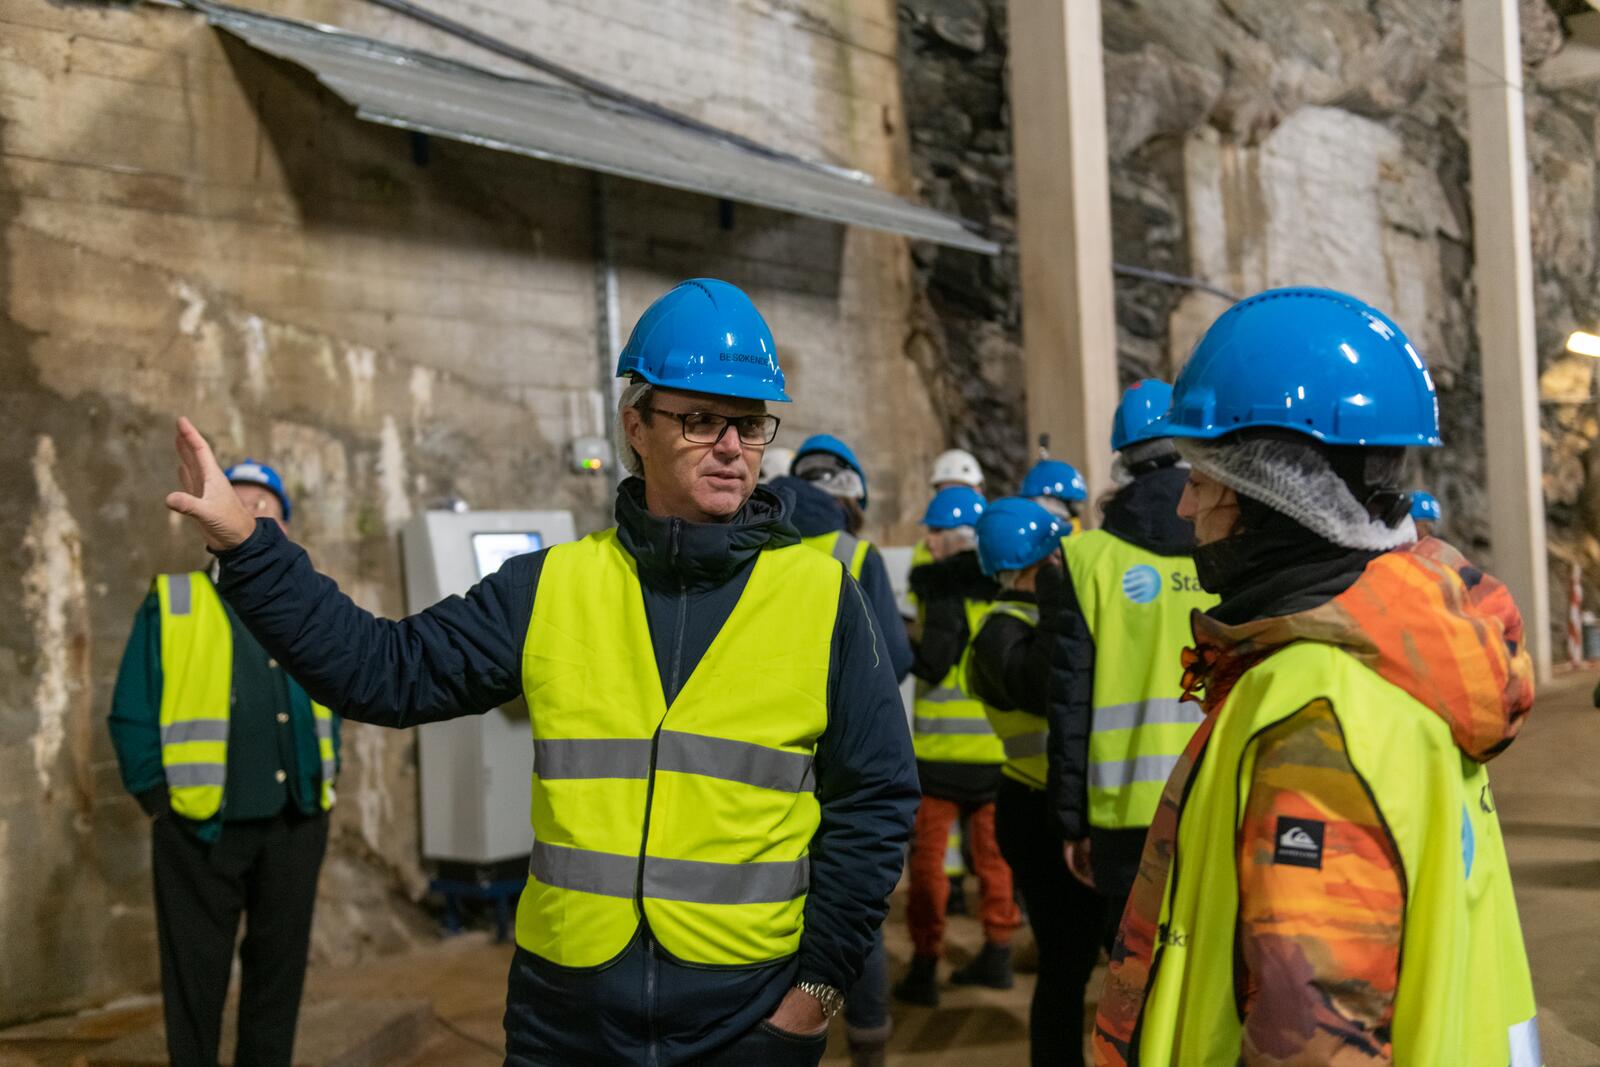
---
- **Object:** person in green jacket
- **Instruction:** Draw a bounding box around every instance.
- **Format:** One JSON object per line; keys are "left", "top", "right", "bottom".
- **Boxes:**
{"left": 109, "top": 459, "right": 340, "bottom": 1067}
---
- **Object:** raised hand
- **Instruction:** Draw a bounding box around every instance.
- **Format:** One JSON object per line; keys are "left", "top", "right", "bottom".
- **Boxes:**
{"left": 164, "top": 417, "right": 256, "bottom": 551}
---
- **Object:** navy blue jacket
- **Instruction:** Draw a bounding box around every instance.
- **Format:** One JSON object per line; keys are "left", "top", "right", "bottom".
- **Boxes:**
{"left": 213, "top": 478, "right": 918, "bottom": 1065}
{"left": 767, "top": 476, "right": 914, "bottom": 682}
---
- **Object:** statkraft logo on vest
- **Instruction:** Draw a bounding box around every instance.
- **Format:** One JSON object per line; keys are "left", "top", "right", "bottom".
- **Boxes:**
{"left": 1120, "top": 564, "right": 1162, "bottom": 604}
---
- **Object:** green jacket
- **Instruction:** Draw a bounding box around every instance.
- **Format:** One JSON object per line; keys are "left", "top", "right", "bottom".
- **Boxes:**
{"left": 109, "top": 586, "right": 340, "bottom": 842}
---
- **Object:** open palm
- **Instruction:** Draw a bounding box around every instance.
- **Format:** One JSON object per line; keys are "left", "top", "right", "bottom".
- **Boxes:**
{"left": 165, "top": 417, "right": 256, "bottom": 550}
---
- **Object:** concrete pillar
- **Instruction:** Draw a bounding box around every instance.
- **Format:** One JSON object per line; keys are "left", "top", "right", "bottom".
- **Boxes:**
{"left": 1464, "top": 0, "right": 1552, "bottom": 680}
{"left": 1005, "top": 0, "right": 1117, "bottom": 505}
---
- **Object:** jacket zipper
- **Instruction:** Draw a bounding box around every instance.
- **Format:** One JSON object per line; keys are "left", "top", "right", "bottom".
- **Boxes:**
{"left": 640, "top": 518, "right": 687, "bottom": 1067}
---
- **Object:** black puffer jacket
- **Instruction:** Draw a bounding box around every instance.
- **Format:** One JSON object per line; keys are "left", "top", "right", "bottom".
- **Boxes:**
{"left": 213, "top": 478, "right": 919, "bottom": 1066}
{"left": 1037, "top": 465, "right": 1195, "bottom": 899}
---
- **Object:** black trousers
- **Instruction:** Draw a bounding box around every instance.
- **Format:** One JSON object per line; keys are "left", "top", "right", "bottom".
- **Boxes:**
{"left": 152, "top": 809, "right": 329, "bottom": 1067}
{"left": 995, "top": 780, "right": 1105, "bottom": 1067}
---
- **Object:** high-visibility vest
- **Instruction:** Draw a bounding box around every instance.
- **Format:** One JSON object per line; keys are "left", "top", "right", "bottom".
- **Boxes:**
{"left": 965, "top": 600, "right": 1049, "bottom": 790}
{"left": 801, "top": 529, "right": 870, "bottom": 581}
{"left": 911, "top": 598, "right": 1005, "bottom": 765}
{"left": 1130, "top": 643, "right": 1539, "bottom": 1066}
{"left": 1063, "top": 531, "right": 1216, "bottom": 830}
{"left": 517, "top": 529, "right": 840, "bottom": 969}
{"left": 154, "top": 572, "right": 336, "bottom": 820}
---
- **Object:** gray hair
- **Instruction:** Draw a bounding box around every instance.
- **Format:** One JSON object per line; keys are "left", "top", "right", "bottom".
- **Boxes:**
{"left": 615, "top": 380, "right": 653, "bottom": 477}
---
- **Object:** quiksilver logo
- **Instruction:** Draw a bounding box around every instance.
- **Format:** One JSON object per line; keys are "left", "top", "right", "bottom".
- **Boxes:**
{"left": 1272, "top": 816, "right": 1325, "bottom": 869}
{"left": 1279, "top": 826, "right": 1317, "bottom": 851}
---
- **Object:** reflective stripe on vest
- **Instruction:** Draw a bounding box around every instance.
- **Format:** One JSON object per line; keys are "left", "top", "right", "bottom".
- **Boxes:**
{"left": 519, "top": 530, "right": 839, "bottom": 969}
{"left": 155, "top": 572, "right": 336, "bottom": 820}
{"left": 1132, "top": 643, "right": 1539, "bottom": 1065}
{"left": 965, "top": 600, "right": 1048, "bottom": 790}
{"left": 911, "top": 597, "right": 1004, "bottom": 765}
{"left": 800, "top": 530, "right": 871, "bottom": 581}
{"left": 1063, "top": 530, "right": 1217, "bottom": 830}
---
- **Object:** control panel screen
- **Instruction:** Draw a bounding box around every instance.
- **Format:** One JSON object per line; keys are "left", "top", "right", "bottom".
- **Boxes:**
{"left": 472, "top": 532, "right": 543, "bottom": 578}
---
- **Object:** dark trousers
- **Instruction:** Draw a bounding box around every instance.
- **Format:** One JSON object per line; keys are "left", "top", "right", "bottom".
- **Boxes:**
{"left": 152, "top": 809, "right": 329, "bottom": 1067}
{"left": 995, "top": 781, "right": 1104, "bottom": 1067}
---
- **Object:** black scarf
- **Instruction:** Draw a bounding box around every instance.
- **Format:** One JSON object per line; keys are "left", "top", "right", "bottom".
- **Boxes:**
{"left": 1196, "top": 500, "right": 1381, "bottom": 624}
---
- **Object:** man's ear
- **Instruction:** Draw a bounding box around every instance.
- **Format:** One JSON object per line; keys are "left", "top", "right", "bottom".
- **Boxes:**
{"left": 622, "top": 406, "right": 647, "bottom": 457}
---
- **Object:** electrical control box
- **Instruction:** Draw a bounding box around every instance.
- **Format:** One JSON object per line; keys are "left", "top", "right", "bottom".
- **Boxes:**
{"left": 400, "top": 509, "right": 577, "bottom": 864}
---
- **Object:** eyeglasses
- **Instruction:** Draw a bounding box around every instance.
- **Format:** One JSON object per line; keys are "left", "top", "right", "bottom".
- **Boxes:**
{"left": 647, "top": 408, "right": 781, "bottom": 446}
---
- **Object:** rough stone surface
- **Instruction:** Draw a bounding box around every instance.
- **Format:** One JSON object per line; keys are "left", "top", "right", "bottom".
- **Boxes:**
{"left": 898, "top": 0, "right": 1600, "bottom": 626}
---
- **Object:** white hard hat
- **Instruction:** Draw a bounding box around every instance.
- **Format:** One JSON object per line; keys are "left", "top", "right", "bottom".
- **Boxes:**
{"left": 759, "top": 446, "right": 796, "bottom": 484}
{"left": 930, "top": 449, "right": 984, "bottom": 489}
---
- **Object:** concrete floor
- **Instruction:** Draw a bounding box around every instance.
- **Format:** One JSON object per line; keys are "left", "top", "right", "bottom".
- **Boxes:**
{"left": 3, "top": 670, "right": 1596, "bottom": 1066}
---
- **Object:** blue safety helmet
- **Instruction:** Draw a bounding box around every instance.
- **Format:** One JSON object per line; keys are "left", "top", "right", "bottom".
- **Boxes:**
{"left": 1020, "top": 459, "right": 1087, "bottom": 502}
{"left": 1112, "top": 379, "right": 1175, "bottom": 451}
{"left": 1156, "top": 287, "right": 1441, "bottom": 447}
{"left": 922, "top": 486, "right": 986, "bottom": 530}
{"left": 1410, "top": 491, "right": 1441, "bottom": 523}
{"left": 615, "top": 278, "right": 789, "bottom": 402}
{"left": 975, "top": 497, "right": 1063, "bottom": 577}
{"left": 224, "top": 459, "right": 291, "bottom": 522}
{"left": 793, "top": 433, "right": 868, "bottom": 507}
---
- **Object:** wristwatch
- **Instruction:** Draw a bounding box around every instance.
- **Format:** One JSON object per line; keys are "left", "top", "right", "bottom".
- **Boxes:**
{"left": 794, "top": 980, "right": 845, "bottom": 1019}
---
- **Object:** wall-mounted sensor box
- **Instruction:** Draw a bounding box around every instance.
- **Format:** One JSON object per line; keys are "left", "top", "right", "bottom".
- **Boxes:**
{"left": 570, "top": 436, "right": 613, "bottom": 475}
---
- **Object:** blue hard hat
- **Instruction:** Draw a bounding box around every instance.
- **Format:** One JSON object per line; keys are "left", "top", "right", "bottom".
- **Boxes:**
{"left": 793, "top": 433, "right": 868, "bottom": 507}
{"left": 615, "top": 278, "right": 789, "bottom": 402}
{"left": 1020, "top": 459, "right": 1087, "bottom": 502}
{"left": 922, "top": 486, "right": 986, "bottom": 529}
{"left": 1111, "top": 379, "right": 1175, "bottom": 451}
{"left": 1410, "top": 490, "right": 1441, "bottom": 523}
{"left": 1156, "top": 287, "right": 1441, "bottom": 447}
{"left": 975, "top": 497, "right": 1063, "bottom": 577}
{"left": 224, "top": 459, "right": 291, "bottom": 522}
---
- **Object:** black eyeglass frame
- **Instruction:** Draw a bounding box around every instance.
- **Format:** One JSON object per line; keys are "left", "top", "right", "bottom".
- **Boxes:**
{"left": 645, "top": 407, "right": 781, "bottom": 446}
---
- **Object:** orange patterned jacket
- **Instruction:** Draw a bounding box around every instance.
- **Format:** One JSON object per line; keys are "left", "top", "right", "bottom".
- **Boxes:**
{"left": 1093, "top": 538, "right": 1534, "bottom": 1066}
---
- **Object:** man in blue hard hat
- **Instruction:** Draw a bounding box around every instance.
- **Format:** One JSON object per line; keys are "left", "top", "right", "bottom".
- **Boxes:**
{"left": 965, "top": 498, "right": 1103, "bottom": 1067}
{"left": 1094, "top": 289, "right": 1537, "bottom": 1067}
{"left": 1411, "top": 489, "right": 1441, "bottom": 538}
{"left": 769, "top": 432, "right": 911, "bottom": 1067}
{"left": 779, "top": 434, "right": 913, "bottom": 680}
{"left": 161, "top": 278, "right": 919, "bottom": 1067}
{"left": 110, "top": 459, "right": 342, "bottom": 1067}
{"left": 1022, "top": 458, "right": 1088, "bottom": 537}
{"left": 1037, "top": 379, "right": 1216, "bottom": 953}
{"left": 895, "top": 487, "right": 1022, "bottom": 1007}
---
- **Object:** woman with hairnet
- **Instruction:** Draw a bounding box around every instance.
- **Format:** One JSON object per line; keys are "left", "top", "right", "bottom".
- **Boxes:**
{"left": 1092, "top": 289, "right": 1540, "bottom": 1067}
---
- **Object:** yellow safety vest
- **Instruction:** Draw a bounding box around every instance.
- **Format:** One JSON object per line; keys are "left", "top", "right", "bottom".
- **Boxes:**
{"left": 965, "top": 600, "right": 1049, "bottom": 790}
{"left": 154, "top": 572, "right": 336, "bottom": 820}
{"left": 1063, "top": 531, "right": 1216, "bottom": 830}
{"left": 801, "top": 529, "right": 870, "bottom": 581}
{"left": 518, "top": 529, "right": 840, "bottom": 968}
{"left": 911, "top": 598, "right": 1005, "bottom": 765}
{"left": 1133, "top": 643, "right": 1540, "bottom": 1066}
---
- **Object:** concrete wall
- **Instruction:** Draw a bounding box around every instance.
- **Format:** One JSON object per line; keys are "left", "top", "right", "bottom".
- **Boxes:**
{"left": 0, "top": 0, "right": 936, "bottom": 1022}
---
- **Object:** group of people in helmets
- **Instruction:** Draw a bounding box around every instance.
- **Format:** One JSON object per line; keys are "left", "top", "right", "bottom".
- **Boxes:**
{"left": 165, "top": 276, "right": 1537, "bottom": 1067}
{"left": 758, "top": 285, "right": 1534, "bottom": 1067}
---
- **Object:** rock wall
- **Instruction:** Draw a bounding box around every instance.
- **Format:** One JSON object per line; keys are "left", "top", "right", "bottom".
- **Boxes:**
{"left": 899, "top": 0, "right": 1600, "bottom": 617}
{"left": 0, "top": 0, "right": 925, "bottom": 1023}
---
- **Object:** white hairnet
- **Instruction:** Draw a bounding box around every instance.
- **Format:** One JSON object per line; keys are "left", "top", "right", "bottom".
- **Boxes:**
{"left": 793, "top": 452, "right": 865, "bottom": 502}
{"left": 1177, "top": 436, "right": 1417, "bottom": 551}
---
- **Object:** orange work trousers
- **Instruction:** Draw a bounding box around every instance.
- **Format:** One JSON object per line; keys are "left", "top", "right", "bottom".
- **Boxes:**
{"left": 906, "top": 796, "right": 1021, "bottom": 957}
